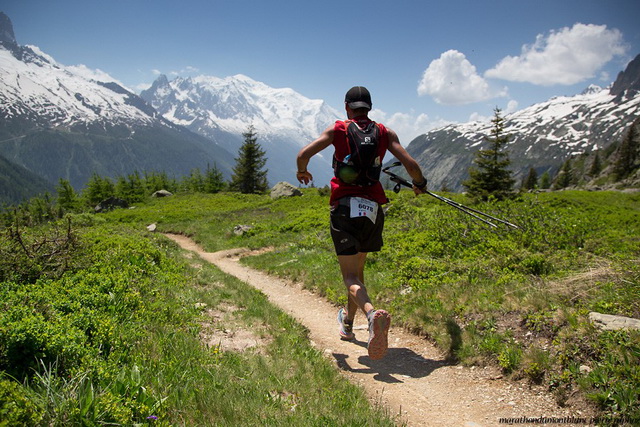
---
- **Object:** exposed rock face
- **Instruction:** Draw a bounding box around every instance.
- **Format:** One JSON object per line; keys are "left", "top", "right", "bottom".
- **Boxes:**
{"left": 270, "top": 181, "right": 302, "bottom": 199}
{"left": 588, "top": 312, "right": 640, "bottom": 331}
{"left": 94, "top": 197, "right": 129, "bottom": 213}
{"left": 0, "top": 12, "right": 16, "bottom": 46}
{"left": 610, "top": 54, "right": 640, "bottom": 100}
{"left": 152, "top": 189, "right": 173, "bottom": 197}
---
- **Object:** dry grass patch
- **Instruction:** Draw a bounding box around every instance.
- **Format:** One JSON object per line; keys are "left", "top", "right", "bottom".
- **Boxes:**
{"left": 198, "top": 303, "right": 271, "bottom": 353}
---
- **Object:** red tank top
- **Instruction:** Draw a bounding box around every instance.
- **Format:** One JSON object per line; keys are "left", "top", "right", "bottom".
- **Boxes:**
{"left": 329, "top": 116, "right": 389, "bottom": 206}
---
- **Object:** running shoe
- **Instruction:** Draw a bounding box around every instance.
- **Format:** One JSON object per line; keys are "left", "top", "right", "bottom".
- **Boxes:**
{"left": 337, "top": 308, "right": 355, "bottom": 340}
{"left": 367, "top": 309, "right": 390, "bottom": 360}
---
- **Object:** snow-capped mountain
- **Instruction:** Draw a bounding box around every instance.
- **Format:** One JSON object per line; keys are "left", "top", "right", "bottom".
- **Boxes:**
{"left": 0, "top": 45, "right": 156, "bottom": 128}
{"left": 0, "top": 12, "right": 235, "bottom": 190}
{"left": 405, "top": 54, "right": 640, "bottom": 192}
{"left": 141, "top": 74, "right": 342, "bottom": 185}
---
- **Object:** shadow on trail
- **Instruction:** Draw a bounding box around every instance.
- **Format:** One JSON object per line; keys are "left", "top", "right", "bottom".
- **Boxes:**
{"left": 332, "top": 341, "right": 452, "bottom": 384}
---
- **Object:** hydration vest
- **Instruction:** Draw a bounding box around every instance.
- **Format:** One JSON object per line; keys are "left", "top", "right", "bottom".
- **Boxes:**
{"left": 333, "top": 121, "right": 382, "bottom": 186}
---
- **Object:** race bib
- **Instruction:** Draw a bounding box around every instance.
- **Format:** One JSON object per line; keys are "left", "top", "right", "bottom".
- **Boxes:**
{"left": 349, "top": 197, "right": 378, "bottom": 224}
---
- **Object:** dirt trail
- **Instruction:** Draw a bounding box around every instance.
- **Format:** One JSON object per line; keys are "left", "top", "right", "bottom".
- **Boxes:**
{"left": 165, "top": 234, "right": 592, "bottom": 427}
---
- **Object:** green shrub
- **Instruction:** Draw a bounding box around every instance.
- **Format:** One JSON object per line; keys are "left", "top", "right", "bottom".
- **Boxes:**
{"left": 0, "top": 378, "right": 43, "bottom": 426}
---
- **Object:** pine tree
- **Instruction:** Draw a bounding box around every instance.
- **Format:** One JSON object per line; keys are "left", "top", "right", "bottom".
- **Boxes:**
{"left": 144, "top": 171, "right": 176, "bottom": 194}
{"left": 56, "top": 179, "right": 80, "bottom": 211}
{"left": 463, "top": 108, "right": 515, "bottom": 200}
{"left": 613, "top": 123, "right": 639, "bottom": 181}
{"left": 588, "top": 152, "right": 602, "bottom": 177}
{"left": 82, "top": 173, "right": 114, "bottom": 206}
{"left": 553, "top": 158, "right": 573, "bottom": 189}
{"left": 521, "top": 167, "right": 538, "bottom": 190}
{"left": 115, "top": 171, "right": 146, "bottom": 203}
{"left": 229, "top": 126, "right": 268, "bottom": 194}
{"left": 184, "top": 168, "right": 205, "bottom": 193}
{"left": 539, "top": 171, "right": 551, "bottom": 189}
{"left": 204, "top": 164, "right": 225, "bottom": 193}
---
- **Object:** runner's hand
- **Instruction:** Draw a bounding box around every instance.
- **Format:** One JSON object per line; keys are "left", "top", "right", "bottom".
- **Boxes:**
{"left": 297, "top": 171, "right": 313, "bottom": 185}
{"left": 412, "top": 178, "right": 427, "bottom": 195}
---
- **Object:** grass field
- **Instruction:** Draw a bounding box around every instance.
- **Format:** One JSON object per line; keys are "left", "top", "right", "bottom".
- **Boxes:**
{"left": 1, "top": 189, "right": 638, "bottom": 425}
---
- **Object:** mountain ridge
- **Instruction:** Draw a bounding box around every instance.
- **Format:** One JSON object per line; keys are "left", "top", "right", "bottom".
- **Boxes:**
{"left": 0, "top": 12, "right": 236, "bottom": 197}
{"left": 403, "top": 57, "right": 640, "bottom": 191}
{"left": 1, "top": 10, "right": 638, "bottom": 200}
{"left": 140, "top": 73, "right": 342, "bottom": 185}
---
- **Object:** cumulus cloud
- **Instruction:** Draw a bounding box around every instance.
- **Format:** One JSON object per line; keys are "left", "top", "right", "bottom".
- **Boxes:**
{"left": 418, "top": 50, "right": 507, "bottom": 105}
{"left": 485, "top": 23, "right": 628, "bottom": 86}
{"left": 166, "top": 66, "right": 200, "bottom": 77}
{"left": 370, "top": 109, "right": 451, "bottom": 143}
{"left": 67, "top": 64, "right": 118, "bottom": 84}
{"left": 505, "top": 99, "right": 519, "bottom": 114}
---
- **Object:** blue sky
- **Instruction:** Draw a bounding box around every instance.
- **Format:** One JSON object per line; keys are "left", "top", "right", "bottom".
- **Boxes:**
{"left": 3, "top": 0, "right": 639, "bottom": 143}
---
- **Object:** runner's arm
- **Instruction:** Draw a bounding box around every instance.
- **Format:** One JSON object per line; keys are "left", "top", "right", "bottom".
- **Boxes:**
{"left": 386, "top": 128, "right": 428, "bottom": 194}
{"left": 296, "top": 125, "right": 335, "bottom": 185}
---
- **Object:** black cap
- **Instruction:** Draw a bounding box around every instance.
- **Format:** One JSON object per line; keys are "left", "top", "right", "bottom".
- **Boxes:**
{"left": 345, "top": 86, "right": 372, "bottom": 110}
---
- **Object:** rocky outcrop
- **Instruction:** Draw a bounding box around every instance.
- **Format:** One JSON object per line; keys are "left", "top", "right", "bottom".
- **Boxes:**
{"left": 270, "top": 182, "right": 302, "bottom": 199}
{"left": 588, "top": 312, "right": 640, "bottom": 331}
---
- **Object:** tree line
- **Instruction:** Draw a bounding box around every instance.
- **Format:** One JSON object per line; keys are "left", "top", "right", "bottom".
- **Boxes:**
{"left": 4, "top": 112, "right": 638, "bottom": 226}
{"left": 2, "top": 126, "right": 270, "bottom": 226}
{"left": 463, "top": 109, "right": 640, "bottom": 200}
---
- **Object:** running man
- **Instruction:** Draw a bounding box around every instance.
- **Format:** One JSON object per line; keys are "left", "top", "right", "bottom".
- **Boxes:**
{"left": 296, "top": 86, "right": 427, "bottom": 359}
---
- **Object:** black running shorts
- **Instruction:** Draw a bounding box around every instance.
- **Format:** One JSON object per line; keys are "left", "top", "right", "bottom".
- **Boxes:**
{"left": 330, "top": 197, "right": 385, "bottom": 255}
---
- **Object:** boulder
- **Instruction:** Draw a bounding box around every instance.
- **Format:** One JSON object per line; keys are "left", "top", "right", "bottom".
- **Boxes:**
{"left": 152, "top": 189, "right": 173, "bottom": 197}
{"left": 588, "top": 312, "right": 640, "bottom": 331}
{"left": 94, "top": 197, "right": 128, "bottom": 213}
{"left": 233, "top": 225, "right": 253, "bottom": 236}
{"left": 270, "top": 181, "right": 302, "bottom": 199}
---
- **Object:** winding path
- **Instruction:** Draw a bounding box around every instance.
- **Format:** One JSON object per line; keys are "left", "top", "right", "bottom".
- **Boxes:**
{"left": 165, "top": 233, "right": 592, "bottom": 427}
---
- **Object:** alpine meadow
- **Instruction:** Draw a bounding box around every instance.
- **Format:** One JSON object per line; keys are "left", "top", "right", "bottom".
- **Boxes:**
{"left": 1, "top": 184, "right": 638, "bottom": 425}
{"left": 1, "top": 7, "right": 640, "bottom": 427}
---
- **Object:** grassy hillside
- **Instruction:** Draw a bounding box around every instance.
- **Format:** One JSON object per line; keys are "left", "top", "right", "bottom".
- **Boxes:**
{"left": 0, "top": 215, "right": 395, "bottom": 425}
{"left": 1, "top": 189, "right": 638, "bottom": 425}
{"left": 0, "top": 153, "right": 54, "bottom": 206}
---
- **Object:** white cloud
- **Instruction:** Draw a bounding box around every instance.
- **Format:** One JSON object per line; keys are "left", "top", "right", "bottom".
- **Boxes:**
{"left": 151, "top": 69, "right": 162, "bottom": 75}
{"left": 67, "top": 64, "right": 118, "bottom": 84}
{"left": 370, "top": 109, "right": 451, "bottom": 143}
{"left": 505, "top": 99, "right": 519, "bottom": 114}
{"left": 135, "top": 82, "right": 152, "bottom": 91}
{"left": 485, "top": 23, "right": 628, "bottom": 86}
{"left": 418, "top": 50, "right": 507, "bottom": 105}
{"left": 166, "top": 66, "right": 201, "bottom": 77}
{"left": 468, "top": 112, "right": 490, "bottom": 123}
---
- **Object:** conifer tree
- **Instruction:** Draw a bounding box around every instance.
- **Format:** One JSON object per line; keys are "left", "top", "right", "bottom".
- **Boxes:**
{"left": 613, "top": 123, "right": 639, "bottom": 180}
{"left": 463, "top": 108, "right": 515, "bottom": 200}
{"left": 588, "top": 152, "right": 602, "bottom": 177}
{"left": 56, "top": 179, "right": 80, "bottom": 211}
{"left": 184, "top": 168, "right": 205, "bottom": 193}
{"left": 204, "top": 164, "right": 225, "bottom": 193}
{"left": 521, "top": 167, "right": 538, "bottom": 190}
{"left": 539, "top": 171, "right": 551, "bottom": 189}
{"left": 115, "top": 171, "right": 146, "bottom": 203}
{"left": 553, "top": 158, "right": 573, "bottom": 189}
{"left": 229, "top": 125, "right": 268, "bottom": 194}
{"left": 82, "top": 173, "right": 114, "bottom": 206}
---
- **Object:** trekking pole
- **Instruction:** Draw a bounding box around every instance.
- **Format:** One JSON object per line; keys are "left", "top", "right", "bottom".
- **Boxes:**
{"left": 382, "top": 162, "right": 519, "bottom": 229}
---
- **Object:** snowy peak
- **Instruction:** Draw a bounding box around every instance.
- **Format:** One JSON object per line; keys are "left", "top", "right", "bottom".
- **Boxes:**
{"left": 407, "top": 54, "right": 640, "bottom": 192}
{"left": 0, "top": 43, "right": 156, "bottom": 128}
{"left": 0, "top": 12, "right": 158, "bottom": 129}
{"left": 581, "top": 84, "right": 603, "bottom": 96}
{"left": 140, "top": 73, "right": 341, "bottom": 185}
{"left": 141, "top": 73, "right": 340, "bottom": 141}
